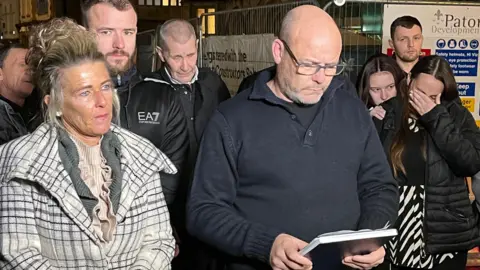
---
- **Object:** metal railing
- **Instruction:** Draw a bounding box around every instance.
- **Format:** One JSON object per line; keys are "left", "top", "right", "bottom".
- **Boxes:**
{"left": 139, "top": 0, "right": 480, "bottom": 87}
{"left": 136, "top": 29, "right": 156, "bottom": 74}
{"left": 197, "top": 0, "right": 320, "bottom": 68}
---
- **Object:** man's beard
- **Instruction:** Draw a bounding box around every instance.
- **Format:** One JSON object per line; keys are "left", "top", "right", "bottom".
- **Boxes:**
{"left": 105, "top": 50, "right": 134, "bottom": 76}
{"left": 279, "top": 76, "right": 323, "bottom": 105}
{"left": 398, "top": 51, "right": 420, "bottom": 63}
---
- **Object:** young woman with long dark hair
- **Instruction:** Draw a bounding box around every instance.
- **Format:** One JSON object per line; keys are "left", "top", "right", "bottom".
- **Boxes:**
{"left": 375, "top": 55, "right": 480, "bottom": 270}
{"left": 357, "top": 53, "right": 407, "bottom": 120}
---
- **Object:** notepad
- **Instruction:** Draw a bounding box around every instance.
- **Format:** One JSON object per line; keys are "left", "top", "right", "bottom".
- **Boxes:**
{"left": 300, "top": 228, "right": 398, "bottom": 257}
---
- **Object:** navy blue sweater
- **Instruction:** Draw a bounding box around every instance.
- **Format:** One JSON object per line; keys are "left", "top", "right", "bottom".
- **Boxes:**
{"left": 187, "top": 70, "right": 399, "bottom": 269}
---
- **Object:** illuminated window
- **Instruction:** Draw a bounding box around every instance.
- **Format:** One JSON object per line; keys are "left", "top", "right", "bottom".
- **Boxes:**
{"left": 197, "top": 8, "right": 215, "bottom": 36}
{"left": 207, "top": 8, "right": 215, "bottom": 34}
{"left": 139, "top": 0, "right": 181, "bottom": 6}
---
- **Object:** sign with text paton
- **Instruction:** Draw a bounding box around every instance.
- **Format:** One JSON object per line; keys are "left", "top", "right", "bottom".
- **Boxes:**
{"left": 382, "top": 4, "right": 480, "bottom": 127}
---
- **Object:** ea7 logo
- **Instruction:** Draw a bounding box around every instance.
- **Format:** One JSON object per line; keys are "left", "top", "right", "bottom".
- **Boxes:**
{"left": 138, "top": 112, "right": 160, "bottom": 124}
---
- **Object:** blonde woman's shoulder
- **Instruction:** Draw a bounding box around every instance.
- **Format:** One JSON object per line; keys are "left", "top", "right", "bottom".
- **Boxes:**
{"left": 110, "top": 124, "right": 177, "bottom": 174}
{"left": 0, "top": 123, "right": 56, "bottom": 182}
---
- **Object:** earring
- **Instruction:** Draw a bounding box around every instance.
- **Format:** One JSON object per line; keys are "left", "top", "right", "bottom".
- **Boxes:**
{"left": 56, "top": 111, "right": 62, "bottom": 117}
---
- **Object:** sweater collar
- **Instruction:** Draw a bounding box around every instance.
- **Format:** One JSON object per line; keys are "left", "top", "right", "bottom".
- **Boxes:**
{"left": 57, "top": 128, "right": 123, "bottom": 218}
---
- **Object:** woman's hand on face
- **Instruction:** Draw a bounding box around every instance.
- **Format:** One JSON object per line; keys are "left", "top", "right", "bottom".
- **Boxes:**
{"left": 370, "top": 106, "right": 386, "bottom": 120}
{"left": 409, "top": 90, "right": 441, "bottom": 116}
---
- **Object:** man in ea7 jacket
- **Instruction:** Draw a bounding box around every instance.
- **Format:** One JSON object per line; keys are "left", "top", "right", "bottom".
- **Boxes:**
{"left": 83, "top": 0, "right": 189, "bottom": 206}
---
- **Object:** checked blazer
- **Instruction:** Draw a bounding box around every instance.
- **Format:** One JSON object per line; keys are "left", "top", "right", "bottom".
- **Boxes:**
{"left": 0, "top": 123, "right": 176, "bottom": 269}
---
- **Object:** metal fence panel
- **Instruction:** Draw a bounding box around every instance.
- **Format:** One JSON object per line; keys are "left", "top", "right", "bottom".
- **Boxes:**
{"left": 198, "top": 0, "right": 320, "bottom": 68}
{"left": 137, "top": 0, "right": 480, "bottom": 81}
{"left": 136, "top": 29, "right": 156, "bottom": 74}
{"left": 143, "top": 1, "right": 323, "bottom": 91}
{"left": 188, "top": 17, "right": 200, "bottom": 35}
{"left": 323, "top": 0, "right": 480, "bottom": 84}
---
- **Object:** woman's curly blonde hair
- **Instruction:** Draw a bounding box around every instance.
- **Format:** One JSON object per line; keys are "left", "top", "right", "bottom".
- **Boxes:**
{"left": 26, "top": 17, "right": 120, "bottom": 127}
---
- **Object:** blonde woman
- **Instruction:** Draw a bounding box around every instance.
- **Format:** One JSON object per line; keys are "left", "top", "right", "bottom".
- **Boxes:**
{"left": 0, "top": 18, "right": 175, "bottom": 269}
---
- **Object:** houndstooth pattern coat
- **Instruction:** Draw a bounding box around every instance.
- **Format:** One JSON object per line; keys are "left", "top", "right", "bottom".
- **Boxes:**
{"left": 0, "top": 123, "right": 176, "bottom": 269}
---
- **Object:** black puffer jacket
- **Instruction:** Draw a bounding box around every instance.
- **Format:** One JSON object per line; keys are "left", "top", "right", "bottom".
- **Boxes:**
{"left": 375, "top": 96, "right": 480, "bottom": 254}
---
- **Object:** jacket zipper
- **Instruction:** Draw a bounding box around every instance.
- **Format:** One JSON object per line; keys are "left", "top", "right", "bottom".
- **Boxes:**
{"left": 421, "top": 133, "right": 429, "bottom": 258}
{"left": 121, "top": 74, "right": 141, "bottom": 129}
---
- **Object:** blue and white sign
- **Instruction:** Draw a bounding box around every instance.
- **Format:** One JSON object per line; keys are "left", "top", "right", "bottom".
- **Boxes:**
{"left": 437, "top": 39, "right": 446, "bottom": 48}
{"left": 457, "top": 83, "right": 475, "bottom": 96}
{"left": 382, "top": 4, "right": 480, "bottom": 125}
{"left": 436, "top": 50, "right": 478, "bottom": 77}
{"left": 448, "top": 39, "right": 457, "bottom": 49}
{"left": 471, "top": 39, "right": 479, "bottom": 50}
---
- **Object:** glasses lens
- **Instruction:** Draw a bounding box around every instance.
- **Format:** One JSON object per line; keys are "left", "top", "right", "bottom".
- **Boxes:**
{"left": 324, "top": 66, "right": 338, "bottom": 76}
{"left": 298, "top": 63, "right": 345, "bottom": 76}
{"left": 298, "top": 66, "right": 318, "bottom": 75}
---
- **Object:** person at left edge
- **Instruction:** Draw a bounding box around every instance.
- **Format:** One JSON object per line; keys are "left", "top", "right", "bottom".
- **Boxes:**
{"left": 0, "top": 44, "right": 34, "bottom": 145}
{"left": 81, "top": 0, "right": 189, "bottom": 206}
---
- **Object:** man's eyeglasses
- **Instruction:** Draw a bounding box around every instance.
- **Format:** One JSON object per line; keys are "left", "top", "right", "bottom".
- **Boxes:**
{"left": 280, "top": 39, "right": 345, "bottom": 76}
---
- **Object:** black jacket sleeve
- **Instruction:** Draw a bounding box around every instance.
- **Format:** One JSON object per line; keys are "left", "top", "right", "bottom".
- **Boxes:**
{"left": 0, "top": 115, "right": 22, "bottom": 146}
{"left": 159, "top": 92, "right": 189, "bottom": 205}
{"left": 217, "top": 76, "right": 231, "bottom": 102}
{"left": 357, "top": 121, "right": 399, "bottom": 230}
{"left": 419, "top": 102, "right": 480, "bottom": 177}
{"left": 373, "top": 96, "right": 403, "bottom": 142}
{"left": 187, "top": 111, "right": 282, "bottom": 264}
{"left": 0, "top": 115, "right": 11, "bottom": 145}
{"left": 0, "top": 130, "right": 10, "bottom": 145}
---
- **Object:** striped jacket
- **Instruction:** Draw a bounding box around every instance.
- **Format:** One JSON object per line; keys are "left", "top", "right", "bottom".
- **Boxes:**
{"left": 0, "top": 123, "right": 176, "bottom": 269}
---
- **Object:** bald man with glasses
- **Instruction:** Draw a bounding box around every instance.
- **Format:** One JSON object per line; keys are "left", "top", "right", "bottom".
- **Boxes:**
{"left": 237, "top": 41, "right": 354, "bottom": 96}
{"left": 187, "top": 5, "right": 399, "bottom": 270}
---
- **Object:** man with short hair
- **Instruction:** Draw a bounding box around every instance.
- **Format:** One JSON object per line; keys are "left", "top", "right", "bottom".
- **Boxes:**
{"left": 81, "top": 0, "right": 189, "bottom": 206}
{"left": 154, "top": 19, "right": 230, "bottom": 160}
{"left": 389, "top": 16, "right": 423, "bottom": 75}
{"left": 148, "top": 18, "right": 230, "bottom": 269}
{"left": 0, "top": 44, "right": 34, "bottom": 145}
{"left": 187, "top": 5, "right": 398, "bottom": 270}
